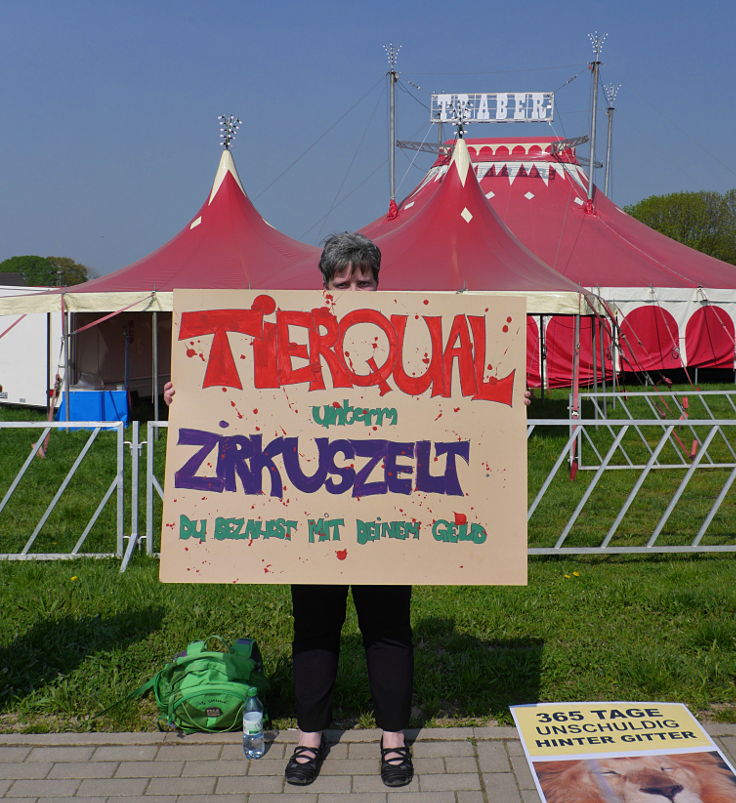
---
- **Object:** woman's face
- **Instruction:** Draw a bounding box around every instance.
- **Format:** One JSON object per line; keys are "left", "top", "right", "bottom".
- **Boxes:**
{"left": 325, "top": 263, "right": 378, "bottom": 292}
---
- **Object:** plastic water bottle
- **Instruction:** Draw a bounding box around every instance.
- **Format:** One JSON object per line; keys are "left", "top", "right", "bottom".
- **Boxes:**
{"left": 242, "top": 687, "right": 265, "bottom": 759}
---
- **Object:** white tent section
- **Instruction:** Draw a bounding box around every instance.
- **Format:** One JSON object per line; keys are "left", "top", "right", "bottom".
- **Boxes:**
{"left": 0, "top": 286, "right": 62, "bottom": 406}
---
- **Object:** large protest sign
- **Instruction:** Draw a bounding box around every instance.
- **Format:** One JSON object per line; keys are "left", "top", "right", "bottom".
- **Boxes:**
{"left": 160, "top": 289, "right": 527, "bottom": 585}
{"left": 512, "top": 701, "right": 736, "bottom": 802}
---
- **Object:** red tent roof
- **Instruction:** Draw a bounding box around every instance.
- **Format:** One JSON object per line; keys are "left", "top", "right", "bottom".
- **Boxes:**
{"left": 71, "top": 150, "right": 319, "bottom": 294}
{"left": 279, "top": 138, "right": 582, "bottom": 295}
{"left": 372, "top": 139, "right": 581, "bottom": 292}
{"left": 389, "top": 136, "right": 736, "bottom": 290}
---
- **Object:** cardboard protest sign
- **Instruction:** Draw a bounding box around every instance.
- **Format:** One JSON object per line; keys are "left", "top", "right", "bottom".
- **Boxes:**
{"left": 160, "top": 289, "right": 527, "bottom": 585}
{"left": 511, "top": 701, "right": 736, "bottom": 802}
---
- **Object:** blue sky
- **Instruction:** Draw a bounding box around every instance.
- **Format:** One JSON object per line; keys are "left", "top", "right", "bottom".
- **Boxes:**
{"left": 2, "top": 0, "right": 735, "bottom": 276}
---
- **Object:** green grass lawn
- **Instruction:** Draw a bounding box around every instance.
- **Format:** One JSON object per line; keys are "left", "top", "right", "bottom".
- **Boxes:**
{"left": 1, "top": 554, "right": 735, "bottom": 733}
{"left": 1, "top": 387, "right": 735, "bottom": 733}
{"left": 3, "top": 387, "right": 735, "bottom": 555}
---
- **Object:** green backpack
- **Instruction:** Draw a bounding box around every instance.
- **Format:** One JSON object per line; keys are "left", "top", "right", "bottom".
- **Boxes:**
{"left": 132, "top": 635, "right": 269, "bottom": 734}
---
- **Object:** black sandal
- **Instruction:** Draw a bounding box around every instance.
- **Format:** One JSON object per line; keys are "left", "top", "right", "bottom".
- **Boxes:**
{"left": 380, "top": 738, "right": 414, "bottom": 787}
{"left": 284, "top": 737, "right": 328, "bottom": 786}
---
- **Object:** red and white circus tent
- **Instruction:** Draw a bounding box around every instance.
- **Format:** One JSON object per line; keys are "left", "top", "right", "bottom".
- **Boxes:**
{"left": 277, "top": 137, "right": 598, "bottom": 386}
{"left": 370, "top": 136, "right": 736, "bottom": 386}
{"left": 0, "top": 149, "right": 320, "bottom": 395}
{"left": 0, "top": 148, "right": 319, "bottom": 314}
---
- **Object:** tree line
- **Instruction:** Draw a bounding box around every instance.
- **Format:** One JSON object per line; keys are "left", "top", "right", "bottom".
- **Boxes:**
{"left": 0, "top": 255, "right": 94, "bottom": 287}
{"left": 625, "top": 189, "right": 736, "bottom": 265}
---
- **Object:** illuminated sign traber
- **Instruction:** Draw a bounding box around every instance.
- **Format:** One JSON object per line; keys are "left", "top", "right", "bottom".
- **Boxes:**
{"left": 431, "top": 92, "right": 554, "bottom": 123}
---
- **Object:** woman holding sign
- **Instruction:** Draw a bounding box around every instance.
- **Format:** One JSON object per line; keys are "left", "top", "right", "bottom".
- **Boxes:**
{"left": 163, "top": 232, "right": 532, "bottom": 788}
{"left": 165, "top": 233, "right": 415, "bottom": 788}
{"left": 285, "top": 235, "right": 415, "bottom": 788}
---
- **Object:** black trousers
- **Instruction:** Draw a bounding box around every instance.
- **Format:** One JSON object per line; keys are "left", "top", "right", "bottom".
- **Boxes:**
{"left": 291, "top": 584, "right": 413, "bottom": 732}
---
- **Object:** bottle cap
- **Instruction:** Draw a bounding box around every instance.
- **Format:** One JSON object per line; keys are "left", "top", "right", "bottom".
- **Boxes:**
{"left": 247, "top": 686, "right": 258, "bottom": 697}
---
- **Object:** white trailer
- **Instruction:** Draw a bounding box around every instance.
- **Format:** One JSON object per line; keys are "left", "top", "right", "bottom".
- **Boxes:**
{"left": 0, "top": 286, "right": 63, "bottom": 408}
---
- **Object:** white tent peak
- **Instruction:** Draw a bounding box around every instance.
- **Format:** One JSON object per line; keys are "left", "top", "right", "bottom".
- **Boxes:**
{"left": 208, "top": 148, "right": 246, "bottom": 205}
{"left": 450, "top": 138, "right": 472, "bottom": 187}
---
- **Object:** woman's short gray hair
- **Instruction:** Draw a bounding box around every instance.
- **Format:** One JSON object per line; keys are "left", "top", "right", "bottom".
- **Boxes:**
{"left": 319, "top": 232, "right": 381, "bottom": 287}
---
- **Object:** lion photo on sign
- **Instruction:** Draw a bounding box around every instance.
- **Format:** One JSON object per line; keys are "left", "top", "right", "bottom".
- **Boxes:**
{"left": 534, "top": 751, "right": 736, "bottom": 802}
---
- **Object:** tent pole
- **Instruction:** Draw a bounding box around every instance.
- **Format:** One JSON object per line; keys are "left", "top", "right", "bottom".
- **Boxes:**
{"left": 539, "top": 315, "right": 546, "bottom": 401}
{"left": 389, "top": 69, "right": 396, "bottom": 202}
{"left": 62, "top": 298, "right": 70, "bottom": 424}
{"left": 592, "top": 312, "right": 598, "bottom": 404}
{"left": 569, "top": 314, "right": 582, "bottom": 477}
{"left": 152, "top": 310, "right": 159, "bottom": 435}
{"left": 587, "top": 33, "right": 606, "bottom": 202}
{"left": 46, "top": 312, "right": 51, "bottom": 418}
{"left": 123, "top": 323, "right": 131, "bottom": 401}
{"left": 604, "top": 103, "right": 615, "bottom": 196}
{"left": 571, "top": 314, "right": 581, "bottom": 416}
{"left": 611, "top": 311, "right": 619, "bottom": 409}
{"left": 599, "top": 315, "right": 607, "bottom": 416}
{"left": 385, "top": 45, "right": 400, "bottom": 205}
{"left": 603, "top": 84, "right": 619, "bottom": 197}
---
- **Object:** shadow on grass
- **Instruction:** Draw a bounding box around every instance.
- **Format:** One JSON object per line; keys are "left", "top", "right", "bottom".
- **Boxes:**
{"left": 410, "top": 617, "right": 544, "bottom": 725}
{"left": 281, "top": 617, "right": 545, "bottom": 729}
{"left": 261, "top": 653, "right": 297, "bottom": 723}
{"left": 0, "top": 607, "right": 165, "bottom": 709}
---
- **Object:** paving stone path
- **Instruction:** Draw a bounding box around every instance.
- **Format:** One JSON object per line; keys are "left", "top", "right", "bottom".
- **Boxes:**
{"left": 2, "top": 724, "right": 735, "bottom": 801}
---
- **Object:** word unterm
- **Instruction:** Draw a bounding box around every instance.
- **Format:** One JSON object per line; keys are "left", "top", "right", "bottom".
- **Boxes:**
{"left": 179, "top": 295, "right": 515, "bottom": 403}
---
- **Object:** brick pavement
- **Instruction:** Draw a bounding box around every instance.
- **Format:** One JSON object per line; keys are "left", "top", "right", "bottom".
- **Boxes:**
{"left": 1, "top": 724, "right": 735, "bottom": 801}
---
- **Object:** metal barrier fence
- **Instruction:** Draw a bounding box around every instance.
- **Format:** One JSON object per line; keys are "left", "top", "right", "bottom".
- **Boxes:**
{"left": 0, "top": 421, "right": 125, "bottom": 561}
{"left": 576, "top": 390, "right": 736, "bottom": 471}
{"left": 1, "top": 415, "right": 734, "bottom": 566}
{"left": 527, "top": 418, "right": 736, "bottom": 555}
{"left": 581, "top": 389, "right": 736, "bottom": 422}
{"left": 144, "top": 420, "right": 167, "bottom": 564}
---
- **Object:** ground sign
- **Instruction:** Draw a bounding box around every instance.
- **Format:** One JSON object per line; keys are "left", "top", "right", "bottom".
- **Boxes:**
{"left": 512, "top": 701, "right": 736, "bottom": 802}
